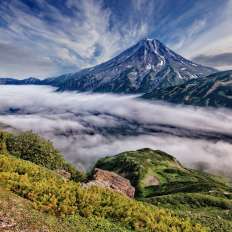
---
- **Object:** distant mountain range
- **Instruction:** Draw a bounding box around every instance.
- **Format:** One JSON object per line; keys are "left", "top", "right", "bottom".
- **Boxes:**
{"left": 142, "top": 70, "right": 232, "bottom": 108}
{"left": 0, "top": 39, "right": 215, "bottom": 93}
{"left": 0, "top": 77, "right": 41, "bottom": 85}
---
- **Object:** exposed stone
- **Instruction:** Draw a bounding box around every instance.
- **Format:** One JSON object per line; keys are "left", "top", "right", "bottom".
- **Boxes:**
{"left": 56, "top": 169, "right": 71, "bottom": 180}
{"left": 85, "top": 168, "right": 135, "bottom": 198}
{"left": 0, "top": 214, "right": 16, "bottom": 229}
{"left": 144, "top": 175, "right": 160, "bottom": 187}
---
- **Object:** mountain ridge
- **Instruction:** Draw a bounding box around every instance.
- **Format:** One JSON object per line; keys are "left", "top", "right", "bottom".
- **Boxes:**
{"left": 142, "top": 70, "right": 232, "bottom": 108}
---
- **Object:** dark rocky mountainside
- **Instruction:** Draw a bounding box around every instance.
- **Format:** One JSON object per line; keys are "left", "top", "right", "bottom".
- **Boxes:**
{"left": 142, "top": 70, "right": 232, "bottom": 108}
{"left": 0, "top": 77, "right": 42, "bottom": 85}
{"left": 52, "top": 39, "right": 215, "bottom": 93}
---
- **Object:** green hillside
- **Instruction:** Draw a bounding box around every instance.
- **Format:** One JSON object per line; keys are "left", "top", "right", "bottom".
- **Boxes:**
{"left": 95, "top": 148, "right": 230, "bottom": 197}
{"left": 1, "top": 130, "right": 232, "bottom": 231}
{"left": 0, "top": 186, "right": 134, "bottom": 232}
{"left": 0, "top": 155, "right": 206, "bottom": 232}
{"left": 0, "top": 130, "right": 207, "bottom": 232}
{"left": 95, "top": 148, "right": 232, "bottom": 231}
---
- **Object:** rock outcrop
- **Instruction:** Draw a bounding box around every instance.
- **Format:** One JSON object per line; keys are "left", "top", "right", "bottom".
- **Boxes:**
{"left": 0, "top": 214, "right": 16, "bottom": 229}
{"left": 85, "top": 168, "right": 135, "bottom": 198}
{"left": 56, "top": 169, "right": 71, "bottom": 180}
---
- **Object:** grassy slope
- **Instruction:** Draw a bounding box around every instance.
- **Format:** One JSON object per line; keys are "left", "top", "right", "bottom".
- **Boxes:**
{"left": 95, "top": 148, "right": 231, "bottom": 197}
{"left": 95, "top": 148, "right": 232, "bottom": 231}
{"left": 0, "top": 154, "right": 205, "bottom": 232}
{"left": 0, "top": 129, "right": 230, "bottom": 231}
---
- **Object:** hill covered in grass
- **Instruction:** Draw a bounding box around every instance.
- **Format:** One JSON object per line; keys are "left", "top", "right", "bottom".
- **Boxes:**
{"left": 0, "top": 130, "right": 208, "bottom": 232}
{"left": 95, "top": 148, "right": 232, "bottom": 231}
{"left": 1, "top": 129, "right": 232, "bottom": 231}
{"left": 0, "top": 187, "right": 120, "bottom": 232}
{"left": 0, "top": 155, "right": 206, "bottom": 232}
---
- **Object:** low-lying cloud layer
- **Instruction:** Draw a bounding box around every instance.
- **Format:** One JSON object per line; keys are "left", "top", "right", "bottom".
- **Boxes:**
{"left": 0, "top": 85, "right": 231, "bottom": 176}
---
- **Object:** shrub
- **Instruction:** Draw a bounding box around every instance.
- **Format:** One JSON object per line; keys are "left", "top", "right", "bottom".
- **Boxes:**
{"left": 0, "top": 155, "right": 207, "bottom": 232}
{"left": 0, "top": 130, "right": 11, "bottom": 154}
{"left": 0, "top": 130, "right": 83, "bottom": 181}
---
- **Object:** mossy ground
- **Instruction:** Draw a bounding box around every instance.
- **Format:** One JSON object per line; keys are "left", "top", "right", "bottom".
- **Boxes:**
{"left": 0, "top": 130, "right": 84, "bottom": 181}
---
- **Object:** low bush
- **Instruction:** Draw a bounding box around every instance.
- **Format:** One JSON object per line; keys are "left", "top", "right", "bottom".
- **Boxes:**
{"left": 0, "top": 155, "right": 206, "bottom": 232}
{"left": 0, "top": 130, "right": 83, "bottom": 181}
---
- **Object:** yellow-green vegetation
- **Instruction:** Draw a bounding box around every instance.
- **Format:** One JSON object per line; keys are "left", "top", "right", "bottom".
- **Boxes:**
{"left": 146, "top": 192, "right": 232, "bottom": 232}
{"left": 0, "top": 187, "right": 131, "bottom": 232}
{"left": 0, "top": 130, "right": 83, "bottom": 181}
{"left": 95, "top": 148, "right": 232, "bottom": 232}
{"left": 1, "top": 130, "right": 231, "bottom": 231}
{"left": 0, "top": 130, "right": 9, "bottom": 154}
{"left": 0, "top": 155, "right": 206, "bottom": 232}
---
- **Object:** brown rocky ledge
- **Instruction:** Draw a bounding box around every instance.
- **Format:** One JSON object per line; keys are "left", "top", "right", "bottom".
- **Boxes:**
{"left": 84, "top": 168, "right": 135, "bottom": 198}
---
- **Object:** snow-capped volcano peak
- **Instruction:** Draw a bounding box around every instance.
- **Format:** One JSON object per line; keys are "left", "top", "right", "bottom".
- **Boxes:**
{"left": 14, "top": 38, "right": 215, "bottom": 93}
{"left": 136, "top": 38, "right": 181, "bottom": 63}
{"left": 138, "top": 38, "right": 166, "bottom": 51}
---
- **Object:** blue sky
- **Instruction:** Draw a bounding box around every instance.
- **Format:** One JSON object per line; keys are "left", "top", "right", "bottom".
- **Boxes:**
{"left": 0, "top": 0, "right": 232, "bottom": 78}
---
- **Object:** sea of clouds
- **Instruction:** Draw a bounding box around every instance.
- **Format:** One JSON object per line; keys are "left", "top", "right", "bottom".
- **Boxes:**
{"left": 0, "top": 85, "right": 231, "bottom": 176}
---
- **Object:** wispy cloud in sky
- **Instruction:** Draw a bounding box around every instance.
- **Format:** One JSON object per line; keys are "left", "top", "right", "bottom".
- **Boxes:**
{"left": 0, "top": 0, "right": 231, "bottom": 78}
{"left": 0, "top": 0, "right": 151, "bottom": 78}
{"left": 173, "top": 0, "right": 232, "bottom": 69}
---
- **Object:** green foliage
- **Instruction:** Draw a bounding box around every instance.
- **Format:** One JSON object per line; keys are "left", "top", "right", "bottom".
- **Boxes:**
{"left": 94, "top": 148, "right": 232, "bottom": 231}
{"left": 95, "top": 148, "right": 230, "bottom": 197}
{"left": 0, "top": 155, "right": 206, "bottom": 232}
{"left": 146, "top": 192, "right": 232, "bottom": 211}
{"left": 0, "top": 186, "right": 131, "bottom": 232}
{"left": 146, "top": 192, "right": 232, "bottom": 232}
{"left": 1, "top": 131, "right": 231, "bottom": 231}
{"left": 0, "top": 130, "right": 11, "bottom": 154}
{"left": 0, "top": 130, "right": 84, "bottom": 181}
{"left": 142, "top": 70, "right": 232, "bottom": 108}
{"left": 6, "top": 131, "right": 65, "bottom": 169}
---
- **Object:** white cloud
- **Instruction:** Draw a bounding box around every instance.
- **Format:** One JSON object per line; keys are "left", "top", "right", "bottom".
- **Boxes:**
{"left": 172, "top": 0, "right": 232, "bottom": 69}
{"left": 0, "top": 0, "right": 231, "bottom": 77}
{"left": 0, "top": 0, "right": 149, "bottom": 78}
{"left": 0, "top": 85, "right": 231, "bottom": 176}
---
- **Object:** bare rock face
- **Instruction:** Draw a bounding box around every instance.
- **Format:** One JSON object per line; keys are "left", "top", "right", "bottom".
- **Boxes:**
{"left": 86, "top": 168, "right": 135, "bottom": 198}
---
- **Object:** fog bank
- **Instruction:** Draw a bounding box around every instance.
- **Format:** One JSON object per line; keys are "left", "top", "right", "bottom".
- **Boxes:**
{"left": 0, "top": 85, "right": 231, "bottom": 176}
